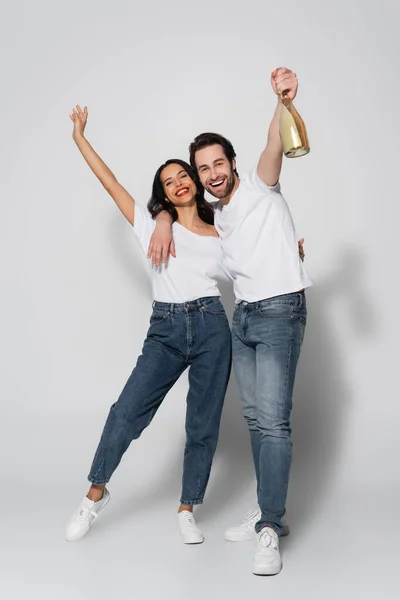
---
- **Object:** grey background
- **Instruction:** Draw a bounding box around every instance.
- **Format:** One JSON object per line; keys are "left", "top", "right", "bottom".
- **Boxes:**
{"left": 1, "top": 0, "right": 399, "bottom": 598}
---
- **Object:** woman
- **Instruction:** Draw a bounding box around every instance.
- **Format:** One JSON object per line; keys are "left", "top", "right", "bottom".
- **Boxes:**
{"left": 65, "top": 105, "right": 232, "bottom": 544}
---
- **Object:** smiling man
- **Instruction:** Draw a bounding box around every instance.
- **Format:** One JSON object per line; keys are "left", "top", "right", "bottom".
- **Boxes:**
{"left": 150, "top": 67, "right": 312, "bottom": 575}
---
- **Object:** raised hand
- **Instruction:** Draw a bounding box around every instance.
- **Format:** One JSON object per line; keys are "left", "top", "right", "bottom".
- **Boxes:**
{"left": 70, "top": 104, "right": 88, "bottom": 138}
{"left": 271, "top": 68, "right": 298, "bottom": 102}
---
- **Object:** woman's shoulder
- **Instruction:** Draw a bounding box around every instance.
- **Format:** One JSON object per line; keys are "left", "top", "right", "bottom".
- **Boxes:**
{"left": 202, "top": 223, "right": 219, "bottom": 238}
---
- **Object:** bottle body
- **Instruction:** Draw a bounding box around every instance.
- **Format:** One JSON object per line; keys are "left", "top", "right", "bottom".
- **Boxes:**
{"left": 279, "top": 97, "right": 310, "bottom": 158}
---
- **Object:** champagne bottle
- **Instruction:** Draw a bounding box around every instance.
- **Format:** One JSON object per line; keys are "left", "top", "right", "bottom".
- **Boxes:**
{"left": 279, "top": 92, "right": 310, "bottom": 158}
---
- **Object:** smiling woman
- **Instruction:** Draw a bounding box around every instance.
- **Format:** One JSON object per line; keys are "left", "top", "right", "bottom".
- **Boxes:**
{"left": 148, "top": 158, "right": 215, "bottom": 227}
{"left": 65, "top": 106, "right": 232, "bottom": 546}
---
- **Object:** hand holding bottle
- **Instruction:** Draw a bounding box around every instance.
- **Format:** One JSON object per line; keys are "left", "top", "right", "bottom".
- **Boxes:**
{"left": 271, "top": 67, "right": 310, "bottom": 158}
{"left": 271, "top": 68, "right": 298, "bottom": 102}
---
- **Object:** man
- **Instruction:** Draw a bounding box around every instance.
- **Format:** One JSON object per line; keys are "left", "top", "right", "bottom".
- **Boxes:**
{"left": 149, "top": 67, "right": 312, "bottom": 575}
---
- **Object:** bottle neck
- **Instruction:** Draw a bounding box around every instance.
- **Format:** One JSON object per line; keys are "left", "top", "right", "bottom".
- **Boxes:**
{"left": 280, "top": 91, "right": 293, "bottom": 107}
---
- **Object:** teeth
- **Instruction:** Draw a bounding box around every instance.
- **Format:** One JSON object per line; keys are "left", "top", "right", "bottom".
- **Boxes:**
{"left": 177, "top": 189, "right": 188, "bottom": 196}
{"left": 211, "top": 180, "right": 224, "bottom": 187}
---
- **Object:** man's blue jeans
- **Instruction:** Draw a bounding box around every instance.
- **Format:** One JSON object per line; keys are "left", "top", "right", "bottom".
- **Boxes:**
{"left": 88, "top": 297, "right": 232, "bottom": 505}
{"left": 232, "top": 291, "right": 307, "bottom": 535}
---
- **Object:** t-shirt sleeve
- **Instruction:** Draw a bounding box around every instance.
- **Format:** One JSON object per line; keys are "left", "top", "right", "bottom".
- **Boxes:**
{"left": 251, "top": 166, "right": 282, "bottom": 194}
{"left": 132, "top": 203, "right": 156, "bottom": 254}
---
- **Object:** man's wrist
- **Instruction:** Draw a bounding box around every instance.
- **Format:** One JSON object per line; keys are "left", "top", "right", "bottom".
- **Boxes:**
{"left": 155, "top": 211, "right": 173, "bottom": 226}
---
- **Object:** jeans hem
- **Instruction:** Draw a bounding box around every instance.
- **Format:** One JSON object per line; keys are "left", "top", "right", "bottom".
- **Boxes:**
{"left": 180, "top": 498, "right": 204, "bottom": 506}
{"left": 255, "top": 522, "right": 282, "bottom": 536}
{"left": 88, "top": 476, "right": 109, "bottom": 485}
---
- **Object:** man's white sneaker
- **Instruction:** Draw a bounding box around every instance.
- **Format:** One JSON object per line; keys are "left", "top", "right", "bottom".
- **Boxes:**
{"left": 224, "top": 508, "right": 290, "bottom": 542}
{"left": 178, "top": 510, "right": 204, "bottom": 544}
{"left": 253, "top": 526, "right": 282, "bottom": 576}
{"left": 65, "top": 488, "right": 110, "bottom": 542}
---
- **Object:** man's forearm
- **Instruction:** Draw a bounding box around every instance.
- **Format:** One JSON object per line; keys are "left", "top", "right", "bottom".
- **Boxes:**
{"left": 257, "top": 100, "right": 284, "bottom": 186}
{"left": 267, "top": 100, "right": 284, "bottom": 156}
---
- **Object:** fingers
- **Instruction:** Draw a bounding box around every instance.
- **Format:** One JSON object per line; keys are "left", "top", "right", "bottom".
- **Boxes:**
{"left": 274, "top": 71, "right": 295, "bottom": 85}
{"left": 298, "top": 238, "right": 305, "bottom": 245}
{"left": 276, "top": 75, "right": 297, "bottom": 94}
{"left": 271, "top": 68, "right": 298, "bottom": 97}
{"left": 153, "top": 247, "right": 163, "bottom": 267}
{"left": 69, "top": 105, "right": 88, "bottom": 120}
{"left": 147, "top": 241, "right": 176, "bottom": 265}
{"left": 272, "top": 67, "right": 290, "bottom": 78}
{"left": 161, "top": 243, "right": 170, "bottom": 264}
{"left": 148, "top": 244, "right": 162, "bottom": 266}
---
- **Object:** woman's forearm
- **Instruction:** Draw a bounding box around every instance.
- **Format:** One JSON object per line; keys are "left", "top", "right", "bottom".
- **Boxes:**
{"left": 73, "top": 132, "right": 117, "bottom": 190}
{"left": 72, "top": 131, "right": 135, "bottom": 224}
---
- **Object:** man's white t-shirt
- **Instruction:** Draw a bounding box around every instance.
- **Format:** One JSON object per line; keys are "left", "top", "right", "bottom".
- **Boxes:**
{"left": 214, "top": 167, "right": 312, "bottom": 302}
{"left": 133, "top": 203, "right": 229, "bottom": 303}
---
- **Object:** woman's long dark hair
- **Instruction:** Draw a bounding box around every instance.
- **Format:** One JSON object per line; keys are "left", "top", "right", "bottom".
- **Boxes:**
{"left": 147, "top": 158, "right": 214, "bottom": 225}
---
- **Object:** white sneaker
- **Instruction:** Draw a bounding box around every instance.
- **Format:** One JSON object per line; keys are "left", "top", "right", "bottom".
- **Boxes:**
{"left": 253, "top": 527, "right": 282, "bottom": 576}
{"left": 65, "top": 488, "right": 110, "bottom": 542}
{"left": 178, "top": 510, "right": 204, "bottom": 544}
{"left": 224, "top": 508, "right": 290, "bottom": 542}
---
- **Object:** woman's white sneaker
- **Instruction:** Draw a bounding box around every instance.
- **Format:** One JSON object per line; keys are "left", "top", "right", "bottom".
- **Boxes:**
{"left": 178, "top": 510, "right": 204, "bottom": 544}
{"left": 224, "top": 508, "right": 261, "bottom": 541}
{"left": 224, "top": 508, "right": 290, "bottom": 541}
{"left": 65, "top": 488, "right": 110, "bottom": 542}
{"left": 253, "top": 527, "right": 282, "bottom": 576}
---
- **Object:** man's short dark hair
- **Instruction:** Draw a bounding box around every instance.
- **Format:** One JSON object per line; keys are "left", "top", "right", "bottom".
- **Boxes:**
{"left": 189, "top": 132, "right": 238, "bottom": 176}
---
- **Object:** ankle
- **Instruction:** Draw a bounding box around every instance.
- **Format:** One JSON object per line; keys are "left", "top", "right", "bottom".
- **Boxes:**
{"left": 178, "top": 504, "right": 193, "bottom": 513}
{"left": 87, "top": 485, "right": 105, "bottom": 502}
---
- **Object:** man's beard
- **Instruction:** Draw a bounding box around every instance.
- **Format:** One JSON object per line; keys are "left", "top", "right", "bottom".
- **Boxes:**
{"left": 207, "top": 171, "right": 236, "bottom": 201}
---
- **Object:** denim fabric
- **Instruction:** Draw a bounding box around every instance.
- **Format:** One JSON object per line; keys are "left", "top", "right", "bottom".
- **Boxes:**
{"left": 88, "top": 296, "right": 232, "bottom": 505}
{"left": 232, "top": 291, "right": 307, "bottom": 535}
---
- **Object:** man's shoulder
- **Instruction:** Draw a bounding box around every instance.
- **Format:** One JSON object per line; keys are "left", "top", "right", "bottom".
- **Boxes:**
{"left": 238, "top": 167, "right": 281, "bottom": 196}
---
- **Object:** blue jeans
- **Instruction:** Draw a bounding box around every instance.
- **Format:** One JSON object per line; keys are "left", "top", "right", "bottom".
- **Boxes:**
{"left": 232, "top": 291, "right": 307, "bottom": 535}
{"left": 88, "top": 296, "right": 232, "bottom": 505}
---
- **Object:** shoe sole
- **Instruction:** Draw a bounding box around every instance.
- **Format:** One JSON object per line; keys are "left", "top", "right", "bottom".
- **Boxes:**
{"left": 253, "top": 566, "right": 282, "bottom": 576}
{"left": 65, "top": 491, "right": 111, "bottom": 542}
{"left": 182, "top": 538, "right": 205, "bottom": 545}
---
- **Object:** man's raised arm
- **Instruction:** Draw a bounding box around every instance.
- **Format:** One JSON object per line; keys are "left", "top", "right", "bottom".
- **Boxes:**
{"left": 257, "top": 68, "right": 299, "bottom": 187}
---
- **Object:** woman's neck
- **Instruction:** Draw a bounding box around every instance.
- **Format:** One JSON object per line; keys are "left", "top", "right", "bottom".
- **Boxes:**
{"left": 175, "top": 205, "right": 205, "bottom": 231}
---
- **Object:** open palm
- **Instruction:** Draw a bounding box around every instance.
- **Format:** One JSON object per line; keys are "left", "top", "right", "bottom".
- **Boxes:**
{"left": 70, "top": 104, "right": 88, "bottom": 137}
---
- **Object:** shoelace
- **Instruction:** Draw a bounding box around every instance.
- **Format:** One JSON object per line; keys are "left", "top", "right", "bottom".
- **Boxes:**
{"left": 75, "top": 505, "right": 97, "bottom": 525}
{"left": 181, "top": 513, "right": 197, "bottom": 529}
{"left": 239, "top": 510, "right": 260, "bottom": 528}
{"left": 258, "top": 529, "right": 278, "bottom": 550}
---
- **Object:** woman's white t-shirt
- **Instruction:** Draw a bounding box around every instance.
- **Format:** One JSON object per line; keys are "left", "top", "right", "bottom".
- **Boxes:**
{"left": 133, "top": 203, "right": 229, "bottom": 303}
{"left": 214, "top": 167, "right": 312, "bottom": 302}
